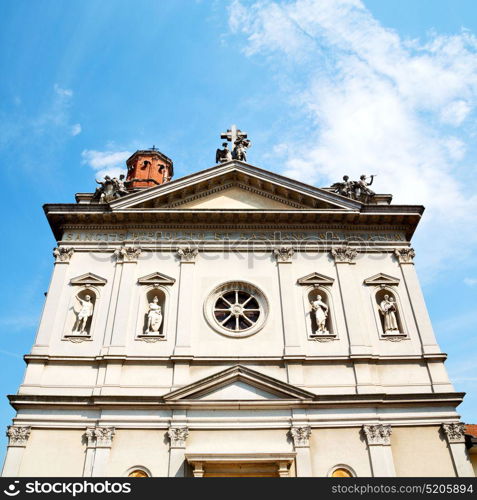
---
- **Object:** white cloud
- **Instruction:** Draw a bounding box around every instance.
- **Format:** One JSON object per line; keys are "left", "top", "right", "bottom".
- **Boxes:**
{"left": 228, "top": 0, "right": 477, "bottom": 279}
{"left": 81, "top": 149, "right": 131, "bottom": 179}
{"left": 71, "top": 123, "right": 82, "bottom": 136}
{"left": 54, "top": 84, "right": 73, "bottom": 98}
{"left": 464, "top": 277, "right": 477, "bottom": 286}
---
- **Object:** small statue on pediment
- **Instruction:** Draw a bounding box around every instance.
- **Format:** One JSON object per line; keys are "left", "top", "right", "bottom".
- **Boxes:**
{"left": 233, "top": 137, "right": 251, "bottom": 162}
{"left": 329, "top": 174, "right": 376, "bottom": 203}
{"left": 92, "top": 174, "right": 130, "bottom": 203}
{"left": 215, "top": 142, "right": 233, "bottom": 164}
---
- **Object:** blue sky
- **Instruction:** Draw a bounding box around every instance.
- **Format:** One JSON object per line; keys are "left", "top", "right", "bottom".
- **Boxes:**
{"left": 1, "top": 0, "right": 477, "bottom": 463}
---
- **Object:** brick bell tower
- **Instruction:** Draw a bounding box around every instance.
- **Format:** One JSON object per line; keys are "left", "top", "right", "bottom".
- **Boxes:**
{"left": 126, "top": 147, "right": 174, "bottom": 190}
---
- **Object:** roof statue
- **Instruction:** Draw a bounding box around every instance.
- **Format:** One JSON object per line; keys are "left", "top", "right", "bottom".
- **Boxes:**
{"left": 216, "top": 124, "right": 252, "bottom": 163}
{"left": 329, "top": 174, "right": 376, "bottom": 203}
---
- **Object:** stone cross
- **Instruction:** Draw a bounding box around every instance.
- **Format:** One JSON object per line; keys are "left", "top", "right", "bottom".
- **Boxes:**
{"left": 220, "top": 124, "right": 247, "bottom": 146}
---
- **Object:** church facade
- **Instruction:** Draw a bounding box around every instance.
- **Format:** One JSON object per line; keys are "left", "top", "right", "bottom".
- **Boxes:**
{"left": 2, "top": 132, "right": 475, "bottom": 477}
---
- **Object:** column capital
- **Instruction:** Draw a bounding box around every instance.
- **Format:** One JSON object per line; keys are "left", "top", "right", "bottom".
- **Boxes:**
{"left": 6, "top": 425, "right": 31, "bottom": 447}
{"left": 53, "top": 246, "right": 74, "bottom": 263}
{"left": 84, "top": 426, "right": 115, "bottom": 448}
{"left": 331, "top": 246, "right": 357, "bottom": 264}
{"left": 394, "top": 247, "right": 415, "bottom": 264}
{"left": 168, "top": 426, "right": 189, "bottom": 448}
{"left": 290, "top": 425, "right": 312, "bottom": 448}
{"left": 273, "top": 246, "right": 295, "bottom": 263}
{"left": 176, "top": 246, "right": 198, "bottom": 263}
{"left": 362, "top": 424, "right": 392, "bottom": 446}
{"left": 114, "top": 245, "right": 142, "bottom": 263}
{"left": 442, "top": 422, "right": 466, "bottom": 443}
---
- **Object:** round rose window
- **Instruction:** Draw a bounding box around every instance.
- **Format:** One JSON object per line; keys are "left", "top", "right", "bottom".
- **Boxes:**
{"left": 205, "top": 282, "right": 268, "bottom": 338}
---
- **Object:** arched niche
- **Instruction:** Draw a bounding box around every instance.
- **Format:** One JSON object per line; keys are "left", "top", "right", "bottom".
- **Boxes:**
{"left": 125, "top": 465, "right": 152, "bottom": 477}
{"left": 135, "top": 284, "right": 170, "bottom": 341}
{"left": 375, "top": 288, "right": 405, "bottom": 336}
{"left": 328, "top": 464, "right": 356, "bottom": 477}
{"left": 143, "top": 288, "right": 166, "bottom": 335}
{"left": 64, "top": 286, "right": 100, "bottom": 339}
{"left": 304, "top": 286, "right": 337, "bottom": 340}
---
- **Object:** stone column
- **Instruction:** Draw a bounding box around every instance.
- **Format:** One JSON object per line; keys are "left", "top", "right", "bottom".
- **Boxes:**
{"left": 331, "top": 247, "right": 372, "bottom": 359}
{"left": 394, "top": 249, "right": 440, "bottom": 355}
{"left": 290, "top": 426, "right": 313, "bottom": 477}
{"left": 442, "top": 423, "right": 475, "bottom": 477}
{"left": 173, "top": 247, "right": 198, "bottom": 358}
{"left": 274, "top": 247, "right": 302, "bottom": 358}
{"left": 89, "top": 427, "right": 115, "bottom": 477}
{"left": 1, "top": 426, "right": 31, "bottom": 477}
{"left": 362, "top": 424, "right": 396, "bottom": 477}
{"left": 167, "top": 426, "right": 189, "bottom": 477}
{"left": 82, "top": 428, "right": 96, "bottom": 477}
{"left": 108, "top": 246, "right": 141, "bottom": 354}
{"left": 32, "top": 248, "right": 74, "bottom": 352}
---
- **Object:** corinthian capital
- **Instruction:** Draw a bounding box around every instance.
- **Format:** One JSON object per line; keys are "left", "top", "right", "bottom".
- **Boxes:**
{"left": 442, "top": 423, "right": 466, "bottom": 443}
{"left": 331, "top": 246, "right": 357, "bottom": 264}
{"left": 6, "top": 425, "right": 31, "bottom": 446}
{"left": 273, "top": 247, "right": 295, "bottom": 263}
{"left": 290, "top": 426, "right": 312, "bottom": 447}
{"left": 53, "top": 246, "right": 74, "bottom": 263}
{"left": 177, "top": 246, "right": 198, "bottom": 262}
{"left": 394, "top": 248, "right": 415, "bottom": 264}
{"left": 114, "top": 245, "right": 142, "bottom": 262}
{"left": 362, "top": 424, "right": 392, "bottom": 445}
{"left": 168, "top": 426, "right": 189, "bottom": 448}
{"left": 93, "top": 426, "right": 115, "bottom": 447}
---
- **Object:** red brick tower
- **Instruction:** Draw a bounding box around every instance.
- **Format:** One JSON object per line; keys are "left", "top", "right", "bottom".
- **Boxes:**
{"left": 126, "top": 147, "right": 173, "bottom": 190}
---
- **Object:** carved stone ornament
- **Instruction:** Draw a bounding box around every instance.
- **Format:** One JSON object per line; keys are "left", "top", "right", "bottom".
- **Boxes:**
{"left": 394, "top": 248, "right": 415, "bottom": 264}
{"left": 168, "top": 426, "right": 189, "bottom": 448}
{"left": 331, "top": 246, "right": 357, "bottom": 264}
{"left": 273, "top": 247, "right": 295, "bottom": 263}
{"left": 176, "top": 246, "right": 198, "bottom": 262}
{"left": 92, "top": 426, "right": 115, "bottom": 447}
{"left": 310, "top": 335, "right": 338, "bottom": 342}
{"left": 362, "top": 424, "right": 392, "bottom": 445}
{"left": 6, "top": 425, "right": 31, "bottom": 446}
{"left": 442, "top": 422, "right": 466, "bottom": 443}
{"left": 114, "top": 245, "right": 142, "bottom": 262}
{"left": 53, "top": 247, "right": 74, "bottom": 263}
{"left": 290, "top": 426, "right": 312, "bottom": 447}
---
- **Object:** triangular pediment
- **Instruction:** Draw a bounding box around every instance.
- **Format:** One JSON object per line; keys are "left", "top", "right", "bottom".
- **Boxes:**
{"left": 363, "top": 273, "right": 400, "bottom": 286}
{"left": 297, "top": 272, "right": 334, "bottom": 286}
{"left": 70, "top": 273, "right": 107, "bottom": 286}
{"left": 137, "top": 271, "right": 176, "bottom": 286}
{"left": 109, "top": 162, "right": 362, "bottom": 211}
{"left": 163, "top": 365, "right": 315, "bottom": 401}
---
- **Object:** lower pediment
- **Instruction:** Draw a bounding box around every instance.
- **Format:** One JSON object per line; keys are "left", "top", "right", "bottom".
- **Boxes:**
{"left": 163, "top": 365, "right": 316, "bottom": 401}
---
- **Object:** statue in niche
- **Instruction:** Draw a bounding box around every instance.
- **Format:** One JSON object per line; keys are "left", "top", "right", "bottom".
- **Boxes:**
{"left": 310, "top": 294, "right": 329, "bottom": 335}
{"left": 73, "top": 294, "right": 94, "bottom": 334}
{"left": 379, "top": 294, "right": 400, "bottom": 334}
{"left": 146, "top": 296, "right": 163, "bottom": 334}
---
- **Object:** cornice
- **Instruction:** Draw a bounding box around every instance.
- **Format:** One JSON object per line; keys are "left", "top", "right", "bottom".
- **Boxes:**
{"left": 8, "top": 391, "right": 465, "bottom": 411}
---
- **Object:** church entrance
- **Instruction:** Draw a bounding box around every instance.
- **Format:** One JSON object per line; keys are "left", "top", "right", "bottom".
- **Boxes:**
{"left": 186, "top": 454, "right": 295, "bottom": 477}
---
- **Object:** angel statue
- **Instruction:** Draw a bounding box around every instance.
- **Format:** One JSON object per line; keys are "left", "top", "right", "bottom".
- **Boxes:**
{"left": 330, "top": 175, "right": 355, "bottom": 199}
{"left": 310, "top": 294, "right": 329, "bottom": 335}
{"left": 73, "top": 294, "right": 94, "bottom": 334}
{"left": 355, "top": 174, "right": 375, "bottom": 202}
{"left": 379, "top": 294, "right": 400, "bottom": 334}
{"left": 146, "top": 296, "right": 163, "bottom": 334}
{"left": 215, "top": 142, "right": 233, "bottom": 164}
{"left": 232, "top": 138, "right": 251, "bottom": 162}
